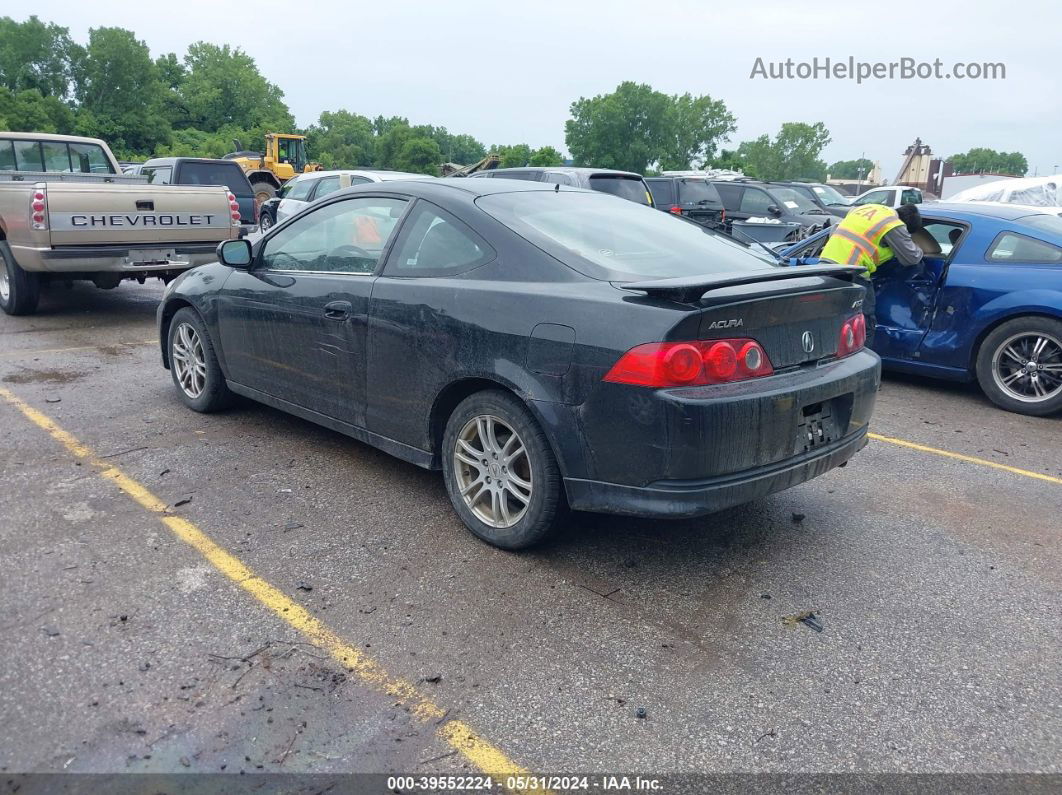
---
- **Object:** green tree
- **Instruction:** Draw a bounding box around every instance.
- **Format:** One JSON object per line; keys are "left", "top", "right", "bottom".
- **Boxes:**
{"left": 529, "top": 146, "right": 564, "bottom": 167}
{"left": 72, "top": 27, "right": 171, "bottom": 155}
{"left": 948, "top": 147, "right": 1027, "bottom": 176}
{"left": 179, "top": 43, "right": 292, "bottom": 132}
{"left": 493, "top": 143, "right": 532, "bottom": 168}
{"left": 305, "top": 110, "right": 376, "bottom": 168}
{"left": 827, "top": 157, "right": 875, "bottom": 180}
{"left": 565, "top": 81, "right": 735, "bottom": 173}
{"left": 736, "top": 122, "right": 831, "bottom": 181}
{"left": 374, "top": 121, "right": 412, "bottom": 169}
{"left": 710, "top": 148, "right": 747, "bottom": 173}
{"left": 0, "top": 87, "right": 74, "bottom": 133}
{"left": 394, "top": 137, "right": 442, "bottom": 175}
{"left": 0, "top": 16, "right": 78, "bottom": 98}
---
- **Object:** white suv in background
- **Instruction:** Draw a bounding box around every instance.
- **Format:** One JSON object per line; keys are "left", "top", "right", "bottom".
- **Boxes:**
{"left": 850, "top": 184, "right": 924, "bottom": 209}
{"left": 271, "top": 169, "right": 434, "bottom": 226}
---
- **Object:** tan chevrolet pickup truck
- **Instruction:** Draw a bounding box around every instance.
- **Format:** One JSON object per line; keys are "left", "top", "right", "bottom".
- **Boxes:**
{"left": 0, "top": 132, "right": 242, "bottom": 315}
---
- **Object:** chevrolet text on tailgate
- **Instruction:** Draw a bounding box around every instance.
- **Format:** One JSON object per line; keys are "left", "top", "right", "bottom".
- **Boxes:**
{"left": 0, "top": 132, "right": 242, "bottom": 316}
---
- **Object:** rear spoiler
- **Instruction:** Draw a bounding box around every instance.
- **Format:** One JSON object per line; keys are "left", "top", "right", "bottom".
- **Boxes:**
{"left": 619, "top": 265, "right": 866, "bottom": 303}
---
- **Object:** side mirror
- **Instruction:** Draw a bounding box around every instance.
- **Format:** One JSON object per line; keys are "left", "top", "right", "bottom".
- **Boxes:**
{"left": 217, "top": 238, "right": 252, "bottom": 269}
{"left": 767, "top": 204, "right": 782, "bottom": 217}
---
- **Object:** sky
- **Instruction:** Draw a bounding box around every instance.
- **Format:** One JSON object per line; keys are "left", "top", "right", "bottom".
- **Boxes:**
{"left": 26, "top": 0, "right": 1062, "bottom": 177}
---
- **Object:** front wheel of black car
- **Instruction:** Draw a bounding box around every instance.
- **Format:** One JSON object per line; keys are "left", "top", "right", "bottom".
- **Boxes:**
{"left": 976, "top": 316, "right": 1062, "bottom": 416}
{"left": 259, "top": 211, "right": 274, "bottom": 232}
{"left": 167, "top": 308, "right": 235, "bottom": 413}
{"left": 442, "top": 390, "right": 566, "bottom": 549}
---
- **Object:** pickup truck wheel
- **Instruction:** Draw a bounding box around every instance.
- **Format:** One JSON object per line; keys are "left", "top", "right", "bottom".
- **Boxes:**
{"left": 167, "top": 308, "right": 235, "bottom": 412}
{"left": 976, "top": 316, "right": 1062, "bottom": 416}
{"left": 0, "top": 241, "right": 41, "bottom": 316}
{"left": 441, "top": 390, "right": 567, "bottom": 550}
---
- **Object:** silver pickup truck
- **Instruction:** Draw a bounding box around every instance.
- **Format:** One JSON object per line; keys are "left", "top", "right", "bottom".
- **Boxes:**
{"left": 0, "top": 132, "right": 242, "bottom": 315}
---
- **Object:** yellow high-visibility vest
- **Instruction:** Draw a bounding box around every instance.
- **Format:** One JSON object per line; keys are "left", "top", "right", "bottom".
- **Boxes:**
{"left": 821, "top": 204, "right": 905, "bottom": 274}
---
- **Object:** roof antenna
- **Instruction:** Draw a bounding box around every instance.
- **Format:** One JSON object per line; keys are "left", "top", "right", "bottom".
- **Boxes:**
{"left": 554, "top": 182, "right": 560, "bottom": 192}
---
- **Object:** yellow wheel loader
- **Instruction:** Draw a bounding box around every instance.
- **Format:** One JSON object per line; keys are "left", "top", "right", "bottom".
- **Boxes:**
{"left": 224, "top": 133, "right": 322, "bottom": 205}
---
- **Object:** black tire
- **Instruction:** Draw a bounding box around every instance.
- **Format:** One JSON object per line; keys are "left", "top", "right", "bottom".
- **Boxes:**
{"left": 975, "top": 316, "right": 1062, "bottom": 416}
{"left": 0, "top": 241, "right": 41, "bottom": 316}
{"left": 166, "top": 307, "right": 235, "bottom": 413}
{"left": 250, "top": 179, "right": 277, "bottom": 206}
{"left": 259, "top": 210, "right": 274, "bottom": 232}
{"left": 441, "top": 389, "right": 567, "bottom": 550}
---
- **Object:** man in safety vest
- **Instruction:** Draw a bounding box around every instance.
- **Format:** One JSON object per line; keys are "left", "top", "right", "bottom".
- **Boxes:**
{"left": 820, "top": 203, "right": 924, "bottom": 346}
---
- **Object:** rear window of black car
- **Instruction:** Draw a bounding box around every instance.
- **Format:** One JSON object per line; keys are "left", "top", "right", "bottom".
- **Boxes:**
{"left": 588, "top": 174, "right": 653, "bottom": 206}
{"left": 477, "top": 190, "right": 776, "bottom": 281}
{"left": 677, "top": 179, "right": 721, "bottom": 206}
{"left": 179, "top": 162, "right": 253, "bottom": 195}
{"left": 646, "top": 179, "right": 674, "bottom": 206}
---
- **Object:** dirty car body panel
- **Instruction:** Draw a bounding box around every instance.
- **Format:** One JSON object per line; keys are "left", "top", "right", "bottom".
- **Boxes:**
{"left": 159, "top": 180, "right": 880, "bottom": 520}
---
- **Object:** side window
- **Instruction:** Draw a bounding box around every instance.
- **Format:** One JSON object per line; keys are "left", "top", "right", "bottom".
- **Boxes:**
{"left": 286, "top": 178, "right": 314, "bottom": 201}
{"left": 920, "top": 221, "right": 965, "bottom": 257}
{"left": 0, "top": 141, "right": 15, "bottom": 170}
{"left": 312, "top": 175, "right": 341, "bottom": 199}
{"left": 987, "top": 232, "right": 1062, "bottom": 264}
{"left": 713, "top": 182, "right": 741, "bottom": 210}
{"left": 901, "top": 188, "right": 922, "bottom": 205}
{"left": 385, "top": 201, "right": 493, "bottom": 277}
{"left": 647, "top": 180, "right": 674, "bottom": 206}
{"left": 738, "top": 188, "right": 774, "bottom": 215}
{"left": 41, "top": 141, "right": 72, "bottom": 171}
{"left": 13, "top": 140, "right": 44, "bottom": 171}
{"left": 261, "top": 197, "right": 407, "bottom": 274}
{"left": 68, "top": 142, "right": 114, "bottom": 173}
{"left": 348, "top": 176, "right": 372, "bottom": 186}
{"left": 143, "top": 166, "right": 172, "bottom": 184}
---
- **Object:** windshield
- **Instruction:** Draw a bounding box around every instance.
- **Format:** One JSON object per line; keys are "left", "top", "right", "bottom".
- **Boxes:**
{"left": 771, "top": 187, "right": 819, "bottom": 213}
{"left": 677, "top": 179, "right": 722, "bottom": 205}
{"left": 477, "top": 190, "right": 777, "bottom": 281}
{"left": 811, "top": 184, "right": 851, "bottom": 205}
{"left": 588, "top": 175, "right": 654, "bottom": 206}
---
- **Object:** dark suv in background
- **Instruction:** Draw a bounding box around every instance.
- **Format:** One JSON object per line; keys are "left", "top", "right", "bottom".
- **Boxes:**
{"left": 645, "top": 175, "right": 726, "bottom": 229}
{"left": 774, "top": 181, "right": 852, "bottom": 218}
{"left": 468, "top": 167, "right": 654, "bottom": 207}
{"left": 711, "top": 179, "right": 835, "bottom": 231}
{"left": 140, "top": 157, "right": 257, "bottom": 231}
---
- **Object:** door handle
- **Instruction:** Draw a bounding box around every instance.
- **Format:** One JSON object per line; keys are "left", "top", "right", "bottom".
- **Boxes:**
{"left": 324, "top": 300, "right": 352, "bottom": 320}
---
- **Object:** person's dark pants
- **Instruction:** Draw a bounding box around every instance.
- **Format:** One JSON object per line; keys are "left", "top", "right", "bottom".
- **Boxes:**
{"left": 856, "top": 274, "right": 876, "bottom": 348}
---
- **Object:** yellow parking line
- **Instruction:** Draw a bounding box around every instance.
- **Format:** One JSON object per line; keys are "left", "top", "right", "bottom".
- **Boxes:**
{"left": 0, "top": 340, "right": 156, "bottom": 359}
{"left": 868, "top": 431, "right": 1062, "bottom": 486}
{"left": 0, "top": 385, "right": 542, "bottom": 790}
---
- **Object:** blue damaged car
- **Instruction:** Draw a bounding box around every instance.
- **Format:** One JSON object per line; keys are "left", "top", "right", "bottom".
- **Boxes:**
{"left": 781, "top": 203, "right": 1062, "bottom": 416}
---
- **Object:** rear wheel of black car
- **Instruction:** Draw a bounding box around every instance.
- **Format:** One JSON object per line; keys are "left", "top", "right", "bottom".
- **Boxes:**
{"left": 976, "top": 316, "right": 1062, "bottom": 416}
{"left": 167, "top": 308, "right": 235, "bottom": 413}
{"left": 442, "top": 390, "right": 566, "bottom": 549}
{"left": 0, "top": 242, "right": 41, "bottom": 316}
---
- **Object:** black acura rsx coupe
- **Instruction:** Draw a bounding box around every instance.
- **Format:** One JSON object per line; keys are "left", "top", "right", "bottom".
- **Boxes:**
{"left": 157, "top": 178, "right": 880, "bottom": 549}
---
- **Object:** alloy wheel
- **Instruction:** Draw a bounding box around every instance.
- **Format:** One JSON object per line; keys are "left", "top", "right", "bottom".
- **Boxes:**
{"left": 0, "top": 263, "right": 9, "bottom": 303}
{"left": 992, "top": 331, "right": 1062, "bottom": 403}
{"left": 453, "top": 415, "right": 533, "bottom": 528}
{"left": 171, "top": 322, "right": 207, "bottom": 399}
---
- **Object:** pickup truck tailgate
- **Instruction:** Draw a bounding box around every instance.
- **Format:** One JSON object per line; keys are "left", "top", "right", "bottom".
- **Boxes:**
{"left": 46, "top": 183, "right": 236, "bottom": 246}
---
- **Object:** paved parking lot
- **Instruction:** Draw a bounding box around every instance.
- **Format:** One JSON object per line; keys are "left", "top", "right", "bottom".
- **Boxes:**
{"left": 1, "top": 282, "right": 1060, "bottom": 782}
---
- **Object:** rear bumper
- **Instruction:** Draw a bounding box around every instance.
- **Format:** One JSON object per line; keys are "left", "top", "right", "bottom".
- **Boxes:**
{"left": 563, "top": 425, "right": 867, "bottom": 518}
{"left": 12, "top": 242, "right": 224, "bottom": 273}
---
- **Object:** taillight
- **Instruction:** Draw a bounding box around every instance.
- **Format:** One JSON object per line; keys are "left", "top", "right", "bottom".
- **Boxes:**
{"left": 604, "top": 338, "right": 774, "bottom": 387}
{"left": 30, "top": 183, "right": 48, "bottom": 230}
{"left": 227, "top": 190, "right": 241, "bottom": 225}
{"left": 837, "top": 314, "right": 866, "bottom": 358}
{"left": 669, "top": 205, "right": 683, "bottom": 215}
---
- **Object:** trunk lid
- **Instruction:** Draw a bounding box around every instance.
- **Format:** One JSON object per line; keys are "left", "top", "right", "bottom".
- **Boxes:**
{"left": 694, "top": 281, "right": 864, "bottom": 368}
